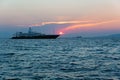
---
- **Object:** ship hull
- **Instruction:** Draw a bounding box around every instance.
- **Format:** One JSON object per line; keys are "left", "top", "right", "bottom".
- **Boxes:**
{"left": 11, "top": 35, "right": 60, "bottom": 39}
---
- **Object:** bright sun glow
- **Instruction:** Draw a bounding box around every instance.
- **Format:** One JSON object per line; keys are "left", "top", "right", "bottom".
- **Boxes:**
{"left": 59, "top": 32, "right": 64, "bottom": 35}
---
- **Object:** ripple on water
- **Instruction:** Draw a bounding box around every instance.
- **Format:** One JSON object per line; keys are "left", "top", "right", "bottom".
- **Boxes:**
{"left": 0, "top": 39, "right": 120, "bottom": 79}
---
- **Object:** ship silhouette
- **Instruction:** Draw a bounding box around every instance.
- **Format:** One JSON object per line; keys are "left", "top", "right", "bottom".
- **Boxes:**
{"left": 11, "top": 27, "right": 60, "bottom": 39}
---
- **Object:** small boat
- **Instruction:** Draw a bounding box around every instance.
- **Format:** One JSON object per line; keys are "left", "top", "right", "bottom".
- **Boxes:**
{"left": 11, "top": 27, "right": 60, "bottom": 39}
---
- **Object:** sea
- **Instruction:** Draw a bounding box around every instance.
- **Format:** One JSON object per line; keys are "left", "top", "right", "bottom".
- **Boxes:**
{"left": 0, "top": 38, "right": 120, "bottom": 80}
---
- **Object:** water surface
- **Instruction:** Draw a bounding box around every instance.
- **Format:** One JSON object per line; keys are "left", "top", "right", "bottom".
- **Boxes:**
{"left": 0, "top": 38, "right": 120, "bottom": 80}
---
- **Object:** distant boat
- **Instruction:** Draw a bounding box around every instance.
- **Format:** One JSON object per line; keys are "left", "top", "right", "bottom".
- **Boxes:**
{"left": 11, "top": 27, "right": 60, "bottom": 39}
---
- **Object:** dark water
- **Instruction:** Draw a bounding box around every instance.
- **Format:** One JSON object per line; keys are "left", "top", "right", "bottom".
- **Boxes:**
{"left": 0, "top": 38, "right": 120, "bottom": 80}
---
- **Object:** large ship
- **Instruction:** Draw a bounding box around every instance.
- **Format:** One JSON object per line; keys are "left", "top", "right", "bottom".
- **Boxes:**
{"left": 11, "top": 27, "right": 60, "bottom": 39}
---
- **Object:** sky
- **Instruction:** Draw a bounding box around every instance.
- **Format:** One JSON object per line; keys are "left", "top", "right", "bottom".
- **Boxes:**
{"left": 0, "top": 0, "right": 120, "bottom": 38}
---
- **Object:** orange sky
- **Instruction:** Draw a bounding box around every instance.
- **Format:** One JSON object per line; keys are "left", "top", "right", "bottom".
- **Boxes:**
{"left": 0, "top": 0, "right": 120, "bottom": 37}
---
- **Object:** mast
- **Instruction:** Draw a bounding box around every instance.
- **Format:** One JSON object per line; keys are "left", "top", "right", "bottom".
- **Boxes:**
{"left": 28, "top": 27, "right": 32, "bottom": 33}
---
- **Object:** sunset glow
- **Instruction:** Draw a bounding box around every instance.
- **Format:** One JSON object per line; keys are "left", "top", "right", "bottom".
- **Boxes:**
{"left": 0, "top": 0, "right": 120, "bottom": 37}
{"left": 59, "top": 20, "right": 119, "bottom": 32}
{"left": 59, "top": 32, "right": 64, "bottom": 35}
